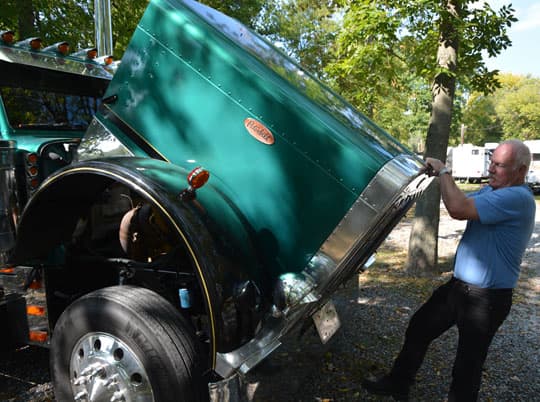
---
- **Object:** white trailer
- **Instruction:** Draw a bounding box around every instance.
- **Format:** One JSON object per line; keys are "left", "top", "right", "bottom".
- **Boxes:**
{"left": 448, "top": 144, "right": 491, "bottom": 183}
{"left": 525, "top": 140, "right": 540, "bottom": 193}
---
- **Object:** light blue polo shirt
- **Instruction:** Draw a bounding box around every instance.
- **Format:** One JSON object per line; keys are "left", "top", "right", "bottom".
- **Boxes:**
{"left": 454, "top": 184, "right": 536, "bottom": 289}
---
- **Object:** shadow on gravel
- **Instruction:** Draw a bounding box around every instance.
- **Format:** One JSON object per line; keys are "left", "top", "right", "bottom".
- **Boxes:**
{"left": 244, "top": 264, "right": 450, "bottom": 401}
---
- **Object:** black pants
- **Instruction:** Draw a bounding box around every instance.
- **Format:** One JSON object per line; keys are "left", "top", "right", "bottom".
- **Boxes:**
{"left": 390, "top": 277, "right": 512, "bottom": 401}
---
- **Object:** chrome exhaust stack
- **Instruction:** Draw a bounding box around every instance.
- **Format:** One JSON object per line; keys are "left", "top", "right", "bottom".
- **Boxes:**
{"left": 0, "top": 140, "right": 18, "bottom": 266}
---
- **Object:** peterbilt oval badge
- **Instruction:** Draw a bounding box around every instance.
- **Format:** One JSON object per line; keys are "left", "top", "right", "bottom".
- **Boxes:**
{"left": 244, "top": 118, "right": 275, "bottom": 145}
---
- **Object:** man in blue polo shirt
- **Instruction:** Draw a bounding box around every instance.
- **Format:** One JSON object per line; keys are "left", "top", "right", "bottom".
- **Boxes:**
{"left": 363, "top": 140, "right": 535, "bottom": 401}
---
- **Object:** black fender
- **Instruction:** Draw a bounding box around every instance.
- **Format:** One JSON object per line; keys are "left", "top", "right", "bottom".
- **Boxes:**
{"left": 13, "top": 157, "right": 261, "bottom": 366}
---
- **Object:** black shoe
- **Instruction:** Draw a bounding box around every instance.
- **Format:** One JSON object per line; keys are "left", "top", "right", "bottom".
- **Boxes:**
{"left": 362, "top": 375, "right": 410, "bottom": 401}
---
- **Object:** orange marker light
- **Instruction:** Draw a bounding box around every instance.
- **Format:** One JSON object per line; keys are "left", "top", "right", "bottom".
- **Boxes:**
{"left": 187, "top": 167, "right": 210, "bottom": 189}
{"left": 44, "top": 41, "right": 69, "bottom": 55}
{"left": 57, "top": 42, "right": 69, "bottom": 55}
{"left": 26, "top": 153, "right": 38, "bottom": 164}
{"left": 29, "top": 330, "right": 48, "bottom": 342}
{"left": 0, "top": 267, "right": 14, "bottom": 274}
{"left": 27, "top": 166, "right": 38, "bottom": 176}
{"left": 27, "top": 305, "right": 45, "bottom": 316}
{"left": 28, "top": 280, "right": 42, "bottom": 289}
{"left": 73, "top": 47, "right": 98, "bottom": 60}
{"left": 29, "top": 38, "right": 42, "bottom": 50}
{"left": 96, "top": 55, "right": 114, "bottom": 65}
{"left": 1, "top": 31, "right": 15, "bottom": 45}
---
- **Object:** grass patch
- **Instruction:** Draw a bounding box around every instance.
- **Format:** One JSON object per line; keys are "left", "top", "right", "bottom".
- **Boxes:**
{"left": 359, "top": 245, "right": 454, "bottom": 302}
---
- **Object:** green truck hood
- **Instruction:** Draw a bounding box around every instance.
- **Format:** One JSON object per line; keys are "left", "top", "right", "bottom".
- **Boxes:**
{"left": 93, "top": 0, "right": 417, "bottom": 275}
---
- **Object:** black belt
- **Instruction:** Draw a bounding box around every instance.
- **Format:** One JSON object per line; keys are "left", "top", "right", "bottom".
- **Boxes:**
{"left": 451, "top": 277, "right": 513, "bottom": 295}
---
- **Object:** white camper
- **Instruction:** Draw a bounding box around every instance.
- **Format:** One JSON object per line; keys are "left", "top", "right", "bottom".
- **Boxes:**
{"left": 525, "top": 140, "right": 540, "bottom": 193}
{"left": 448, "top": 144, "right": 491, "bottom": 183}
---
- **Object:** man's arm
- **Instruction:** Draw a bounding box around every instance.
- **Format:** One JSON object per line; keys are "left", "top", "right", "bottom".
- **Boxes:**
{"left": 425, "top": 157, "right": 479, "bottom": 221}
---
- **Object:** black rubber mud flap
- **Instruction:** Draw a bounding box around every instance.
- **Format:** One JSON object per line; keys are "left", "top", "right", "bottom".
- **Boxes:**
{"left": 0, "top": 292, "right": 29, "bottom": 351}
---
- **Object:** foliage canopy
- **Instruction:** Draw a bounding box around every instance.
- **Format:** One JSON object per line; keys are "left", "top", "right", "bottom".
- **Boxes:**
{"left": 0, "top": 0, "right": 264, "bottom": 59}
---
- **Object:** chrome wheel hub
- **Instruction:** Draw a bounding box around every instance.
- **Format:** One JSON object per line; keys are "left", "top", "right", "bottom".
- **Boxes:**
{"left": 70, "top": 332, "right": 154, "bottom": 402}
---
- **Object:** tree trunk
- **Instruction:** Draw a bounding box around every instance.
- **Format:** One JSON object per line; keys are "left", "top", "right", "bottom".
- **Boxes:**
{"left": 406, "top": 0, "right": 460, "bottom": 275}
{"left": 17, "top": 0, "right": 35, "bottom": 38}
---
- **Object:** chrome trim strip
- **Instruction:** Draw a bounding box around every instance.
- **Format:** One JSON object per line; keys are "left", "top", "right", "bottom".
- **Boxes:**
{"left": 305, "top": 154, "right": 428, "bottom": 288}
{"left": 215, "top": 316, "right": 285, "bottom": 377}
{"left": 215, "top": 154, "right": 432, "bottom": 377}
{"left": 99, "top": 105, "right": 169, "bottom": 162}
{"left": 208, "top": 372, "right": 247, "bottom": 402}
{"left": 0, "top": 140, "right": 18, "bottom": 266}
{"left": 0, "top": 45, "right": 112, "bottom": 80}
{"left": 77, "top": 118, "right": 134, "bottom": 161}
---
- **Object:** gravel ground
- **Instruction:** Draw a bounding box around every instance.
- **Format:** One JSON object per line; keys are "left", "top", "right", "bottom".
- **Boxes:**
{"left": 1, "top": 202, "right": 538, "bottom": 401}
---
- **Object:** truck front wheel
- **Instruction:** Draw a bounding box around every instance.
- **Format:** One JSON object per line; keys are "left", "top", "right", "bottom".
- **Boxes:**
{"left": 50, "top": 285, "right": 207, "bottom": 402}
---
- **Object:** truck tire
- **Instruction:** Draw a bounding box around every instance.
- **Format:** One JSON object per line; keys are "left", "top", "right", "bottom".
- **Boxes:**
{"left": 50, "top": 285, "right": 208, "bottom": 402}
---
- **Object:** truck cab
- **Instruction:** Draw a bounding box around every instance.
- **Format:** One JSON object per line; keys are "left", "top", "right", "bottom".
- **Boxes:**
{"left": 1, "top": 1, "right": 431, "bottom": 400}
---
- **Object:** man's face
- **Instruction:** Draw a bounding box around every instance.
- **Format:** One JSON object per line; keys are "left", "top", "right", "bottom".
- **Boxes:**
{"left": 488, "top": 143, "right": 524, "bottom": 189}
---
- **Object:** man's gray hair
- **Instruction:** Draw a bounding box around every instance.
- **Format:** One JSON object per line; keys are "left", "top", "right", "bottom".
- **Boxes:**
{"left": 501, "top": 139, "right": 531, "bottom": 170}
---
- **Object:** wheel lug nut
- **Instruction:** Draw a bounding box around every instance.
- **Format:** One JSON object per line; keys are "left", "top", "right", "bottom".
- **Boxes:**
{"left": 73, "top": 375, "right": 89, "bottom": 386}
{"left": 110, "top": 390, "right": 126, "bottom": 402}
{"left": 105, "top": 374, "right": 119, "bottom": 390}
